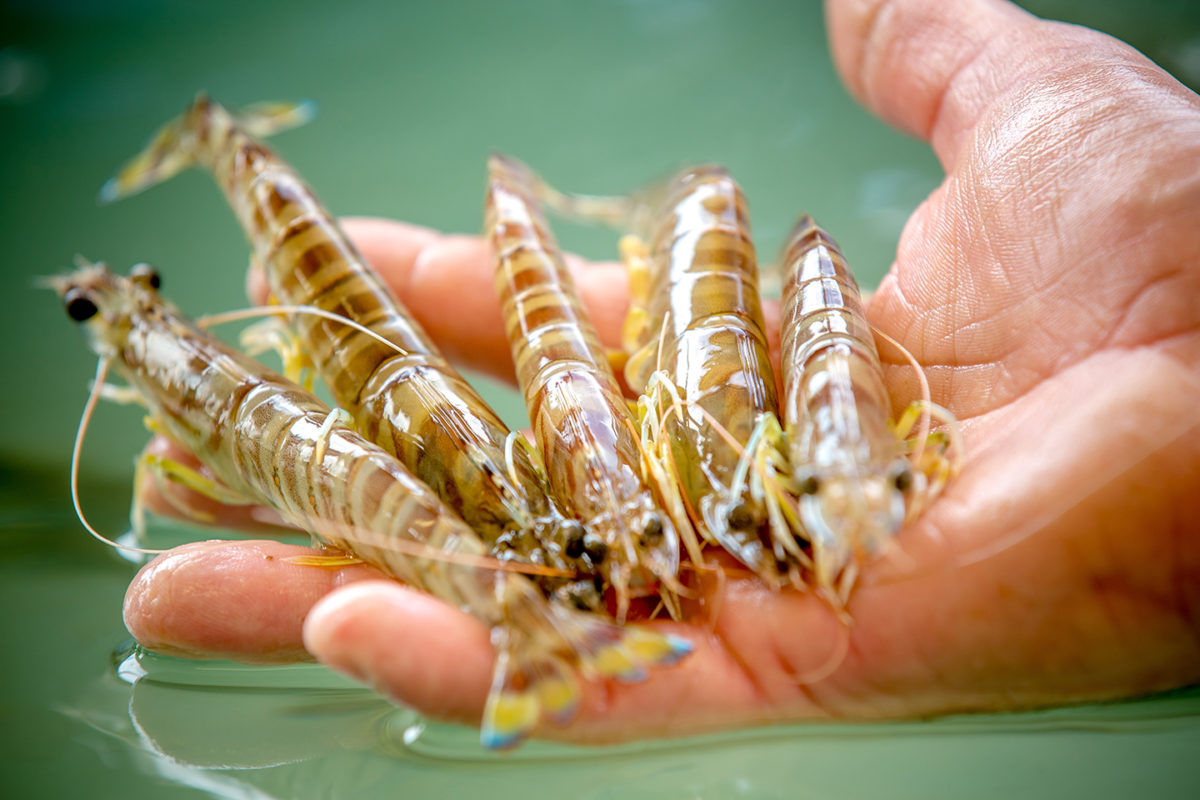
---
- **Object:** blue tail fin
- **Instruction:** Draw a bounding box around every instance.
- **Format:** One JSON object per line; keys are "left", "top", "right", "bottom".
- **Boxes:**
{"left": 480, "top": 596, "right": 692, "bottom": 749}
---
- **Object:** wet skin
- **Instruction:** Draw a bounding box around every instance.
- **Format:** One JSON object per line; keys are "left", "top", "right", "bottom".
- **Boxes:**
{"left": 123, "top": 0, "right": 1200, "bottom": 744}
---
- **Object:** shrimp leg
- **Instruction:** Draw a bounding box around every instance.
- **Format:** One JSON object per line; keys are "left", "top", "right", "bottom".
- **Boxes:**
{"left": 778, "top": 215, "right": 957, "bottom": 604}
{"left": 101, "top": 95, "right": 598, "bottom": 605}
{"left": 537, "top": 165, "right": 799, "bottom": 586}
{"left": 53, "top": 261, "right": 691, "bottom": 748}
{"left": 486, "top": 155, "right": 684, "bottom": 621}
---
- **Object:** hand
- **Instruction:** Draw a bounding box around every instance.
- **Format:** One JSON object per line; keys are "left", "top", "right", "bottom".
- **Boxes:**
{"left": 123, "top": 0, "right": 1200, "bottom": 744}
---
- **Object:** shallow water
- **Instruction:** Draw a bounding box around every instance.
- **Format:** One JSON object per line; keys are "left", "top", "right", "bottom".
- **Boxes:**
{"left": 2, "top": 0, "right": 1199, "bottom": 797}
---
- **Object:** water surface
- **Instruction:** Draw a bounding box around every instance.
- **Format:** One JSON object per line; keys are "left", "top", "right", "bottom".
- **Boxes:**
{"left": 2, "top": 1, "right": 1198, "bottom": 797}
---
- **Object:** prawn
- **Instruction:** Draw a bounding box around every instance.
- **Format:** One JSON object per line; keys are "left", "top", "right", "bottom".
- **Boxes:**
{"left": 52, "top": 260, "right": 691, "bottom": 749}
{"left": 100, "top": 95, "right": 599, "bottom": 607}
{"left": 537, "top": 165, "right": 800, "bottom": 587}
{"left": 486, "top": 155, "right": 685, "bottom": 622}
{"left": 777, "top": 215, "right": 958, "bottom": 605}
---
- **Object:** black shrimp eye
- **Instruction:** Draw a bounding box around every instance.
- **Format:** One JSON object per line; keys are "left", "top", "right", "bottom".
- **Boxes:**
{"left": 129, "top": 263, "right": 161, "bottom": 289}
{"left": 799, "top": 475, "right": 820, "bottom": 495}
{"left": 583, "top": 533, "right": 608, "bottom": 565}
{"left": 725, "top": 500, "right": 754, "bottom": 530}
{"left": 894, "top": 467, "right": 914, "bottom": 492}
{"left": 64, "top": 288, "right": 98, "bottom": 322}
{"left": 561, "top": 520, "right": 586, "bottom": 559}
{"left": 640, "top": 515, "right": 664, "bottom": 545}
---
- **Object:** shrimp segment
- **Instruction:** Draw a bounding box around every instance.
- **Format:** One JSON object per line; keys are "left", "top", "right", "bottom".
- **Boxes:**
{"left": 486, "top": 155, "right": 683, "bottom": 621}
{"left": 54, "top": 262, "right": 691, "bottom": 749}
{"left": 548, "top": 166, "right": 792, "bottom": 583}
{"left": 778, "top": 215, "right": 954, "bottom": 603}
{"left": 102, "top": 95, "right": 597, "bottom": 603}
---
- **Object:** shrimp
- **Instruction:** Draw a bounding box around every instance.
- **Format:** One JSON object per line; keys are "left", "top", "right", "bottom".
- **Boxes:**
{"left": 100, "top": 94, "right": 600, "bottom": 608}
{"left": 538, "top": 165, "right": 798, "bottom": 587}
{"left": 778, "top": 215, "right": 958, "bottom": 605}
{"left": 52, "top": 260, "right": 691, "bottom": 749}
{"left": 486, "top": 155, "right": 684, "bottom": 622}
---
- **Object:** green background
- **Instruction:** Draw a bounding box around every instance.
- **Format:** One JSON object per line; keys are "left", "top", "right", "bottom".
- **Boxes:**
{"left": 2, "top": 0, "right": 1198, "bottom": 797}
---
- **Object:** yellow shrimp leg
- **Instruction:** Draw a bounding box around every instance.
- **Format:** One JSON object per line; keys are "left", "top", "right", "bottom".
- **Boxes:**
{"left": 101, "top": 94, "right": 594, "bottom": 600}
{"left": 487, "top": 154, "right": 686, "bottom": 621}
{"left": 778, "top": 215, "right": 958, "bottom": 603}
{"left": 541, "top": 164, "right": 791, "bottom": 582}
{"left": 54, "top": 261, "right": 693, "bottom": 750}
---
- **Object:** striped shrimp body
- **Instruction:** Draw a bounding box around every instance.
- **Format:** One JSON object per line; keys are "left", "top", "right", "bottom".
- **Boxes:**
{"left": 548, "top": 166, "right": 796, "bottom": 585}
{"left": 486, "top": 155, "right": 683, "bottom": 621}
{"left": 101, "top": 95, "right": 598, "bottom": 605}
{"left": 778, "top": 216, "right": 956, "bottom": 604}
{"left": 54, "top": 262, "right": 691, "bottom": 749}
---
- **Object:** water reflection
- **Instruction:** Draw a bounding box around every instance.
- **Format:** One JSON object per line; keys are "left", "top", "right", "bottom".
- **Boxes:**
{"left": 57, "top": 642, "right": 1200, "bottom": 800}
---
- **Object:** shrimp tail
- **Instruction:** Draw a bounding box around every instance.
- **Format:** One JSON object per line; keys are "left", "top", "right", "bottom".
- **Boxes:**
{"left": 482, "top": 595, "right": 692, "bottom": 749}
{"left": 232, "top": 99, "right": 316, "bottom": 138}
{"left": 98, "top": 93, "right": 313, "bottom": 203}
{"left": 489, "top": 152, "right": 639, "bottom": 231}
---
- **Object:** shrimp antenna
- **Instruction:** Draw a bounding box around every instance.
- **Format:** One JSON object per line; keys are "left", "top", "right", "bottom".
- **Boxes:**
{"left": 870, "top": 323, "right": 932, "bottom": 465}
{"left": 165, "top": 306, "right": 580, "bottom": 580}
{"left": 71, "top": 358, "right": 167, "bottom": 557}
{"left": 788, "top": 616, "right": 852, "bottom": 686}
{"left": 196, "top": 304, "right": 407, "bottom": 359}
{"left": 72, "top": 358, "right": 574, "bottom": 578}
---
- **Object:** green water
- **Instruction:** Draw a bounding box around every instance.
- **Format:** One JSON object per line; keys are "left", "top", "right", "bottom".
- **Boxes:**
{"left": 2, "top": 0, "right": 1199, "bottom": 797}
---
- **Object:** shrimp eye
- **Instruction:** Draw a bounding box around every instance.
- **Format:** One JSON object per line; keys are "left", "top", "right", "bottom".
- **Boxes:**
{"left": 64, "top": 289, "right": 98, "bottom": 322}
{"left": 894, "top": 467, "right": 913, "bottom": 492}
{"left": 725, "top": 500, "right": 755, "bottom": 530}
{"left": 561, "top": 520, "right": 586, "bottom": 559}
{"left": 129, "top": 263, "right": 161, "bottom": 289}
{"left": 799, "top": 475, "right": 820, "bottom": 495}
{"left": 640, "top": 515, "right": 664, "bottom": 545}
{"left": 583, "top": 533, "right": 608, "bottom": 565}
{"left": 563, "top": 579, "right": 601, "bottom": 611}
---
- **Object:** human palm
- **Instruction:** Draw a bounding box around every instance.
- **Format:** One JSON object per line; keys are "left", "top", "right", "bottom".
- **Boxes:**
{"left": 124, "top": 0, "right": 1200, "bottom": 743}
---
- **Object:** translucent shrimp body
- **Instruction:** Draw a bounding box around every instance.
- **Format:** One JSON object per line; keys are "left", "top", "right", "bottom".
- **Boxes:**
{"left": 612, "top": 166, "right": 786, "bottom": 580}
{"left": 486, "top": 155, "right": 682, "bottom": 621}
{"left": 778, "top": 216, "right": 915, "bottom": 602}
{"left": 102, "top": 95, "right": 592, "bottom": 598}
{"left": 55, "top": 263, "right": 690, "bottom": 749}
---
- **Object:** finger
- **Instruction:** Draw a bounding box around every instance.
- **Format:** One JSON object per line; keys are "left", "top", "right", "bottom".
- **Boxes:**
{"left": 249, "top": 217, "right": 630, "bottom": 385}
{"left": 302, "top": 581, "right": 494, "bottom": 724}
{"left": 828, "top": 0, "right": 1199, "bottom": 168}
{"left": 301, "top": 575, "right": 838, "bottom": 743}
{"left": 123, "top": 539, "right": 383, "bottom": 663}
{"left": 826, "top": 0, "right": 1036, "bottom": 166}
{"left": 300, "top": 579, "right": 730, "bottom": 738}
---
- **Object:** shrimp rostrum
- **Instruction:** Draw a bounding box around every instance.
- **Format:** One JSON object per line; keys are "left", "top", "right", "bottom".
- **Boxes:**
{"left": 100, "top": 94, "right": 600, "bottom": 607}
{"left": 53, "top": 261, "right": 691, "bottom": 749}
{"left": 778, "top": 216, "right": 959, "bottom": 604}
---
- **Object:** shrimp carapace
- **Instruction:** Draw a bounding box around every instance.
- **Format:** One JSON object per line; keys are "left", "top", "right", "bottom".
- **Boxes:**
{"left": 536, "top": 164, "right": 799, "bottom": 587}
{"left": 486, "top": 154, "right": 686, "bottom": 621}
{"left": 778, "top": 216, "right": 955, "bottom": 603}
{"left": 100, "top": 94, "right": 595, "bottom": 600}
{"left": 53, "top": 260, "right": 692, "bottom": 749}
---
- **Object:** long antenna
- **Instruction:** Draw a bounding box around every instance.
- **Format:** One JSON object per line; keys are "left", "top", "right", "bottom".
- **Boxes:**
{"left": 870, "top": 322, "right": 933, "bottom": 465}
{"left": 196, "top": 304, "right": 404, "bottom": 358}
{"left": 71, "top": 359, "right": 167, "bottom": 557}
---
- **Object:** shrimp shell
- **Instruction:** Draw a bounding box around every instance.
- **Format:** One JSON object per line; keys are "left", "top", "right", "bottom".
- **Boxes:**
{"left": 54, "top": 262, "right": 691, "bottom": 749}
{"left": 485, "top": 154, "right": 682, "bottom": 621}
{"left": 608, "top": 166, "right": 791, "bottom": 582}
{"left": 102, "top": 95, "right": 597, "bottom": 604}
{"left": 778, "top": 215, "right": 924, "bottom": 602}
